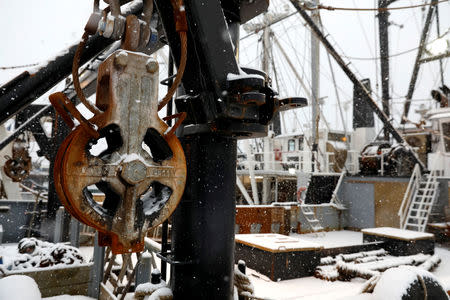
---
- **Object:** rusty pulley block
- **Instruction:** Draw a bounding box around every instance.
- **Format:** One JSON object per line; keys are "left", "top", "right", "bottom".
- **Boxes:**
{"left": 4, "top": 137, "right": 32, "bottom": 182}
{"left": 53, "top": 50, "right": 186, "bottom": 254}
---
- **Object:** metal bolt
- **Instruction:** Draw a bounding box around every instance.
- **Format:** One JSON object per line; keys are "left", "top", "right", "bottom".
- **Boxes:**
{"left": 121, "top": 160, "right": 147, "bottom": 185}
{"left": 114, "top": 51, "right": 129, "bottom": 67}
{"left": 146, "top": 59, "right": 158, "bottom": 73}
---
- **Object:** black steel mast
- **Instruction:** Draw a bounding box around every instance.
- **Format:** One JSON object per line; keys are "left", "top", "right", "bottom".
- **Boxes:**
{"left": 378, "top": 0, "right": 396, "bottom": 140}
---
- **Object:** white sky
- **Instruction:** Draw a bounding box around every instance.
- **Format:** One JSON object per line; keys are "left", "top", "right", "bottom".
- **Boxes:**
{"left": 1, "top": 0, "right": 449, "bottom": 135}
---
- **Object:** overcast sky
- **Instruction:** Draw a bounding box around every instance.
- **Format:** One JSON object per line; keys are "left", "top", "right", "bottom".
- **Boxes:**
{"left": 1, "top": 0, "right": 449, "bottom": 134}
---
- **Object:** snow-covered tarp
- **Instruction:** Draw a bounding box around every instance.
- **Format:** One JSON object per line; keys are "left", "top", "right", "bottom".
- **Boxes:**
{"left": 235, "top": 233, "right": 322, "bottom": 252}
{"left": 0, "top": 238, "right": 85, "bottom": 272}
{"left": 361, "top": 227, "right": 434, "bottom": 241}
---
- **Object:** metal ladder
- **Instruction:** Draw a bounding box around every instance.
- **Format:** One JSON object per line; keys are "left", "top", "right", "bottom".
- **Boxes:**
{"left": 300, "top": 205, "right": 324, "bottom": 232}
{"left": 402, "top": 168, "right": 439, "bottom": 232}
{"left": 299, "top": 172, "right": 324, "bottom": 232}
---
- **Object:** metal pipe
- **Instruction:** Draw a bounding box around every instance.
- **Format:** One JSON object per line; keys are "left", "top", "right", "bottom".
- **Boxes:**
{"left": 161, "top": 53, "right": 174, "bottom": 281}
{"left": 0, "top": 36, "right": 110, "bottom": 126}
{"left": 311, "top": 0, "right": 320, "bottom": 171}
{"left": 0, "top": 2, "right": 144, "bottom": 126}
{"left": 289, "top": 0, "right": 425, "bottom": 169}
{"left": 419, "top": 51, "right": 450, "bottom": 64}
{"left": 171, "top": 134, "right": 237, "bottom": 299}
{"left": 236, "top": 176, "right": 254, "bottom": 205}
{"left": 378, "top": 0, "right": 395, "bottom": 139}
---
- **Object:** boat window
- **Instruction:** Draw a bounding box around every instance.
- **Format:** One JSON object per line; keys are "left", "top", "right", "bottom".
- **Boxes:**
{"left": 298, "top": 137, "right": 304, "bottom": 151}
{"left": 442, "top": 122, "right": 450, "bottom": 152}
{"left": 288, "top": 139, "right": 295, "bottom": 151}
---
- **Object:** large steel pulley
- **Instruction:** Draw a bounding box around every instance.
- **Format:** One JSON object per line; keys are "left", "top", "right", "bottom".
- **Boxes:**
{"left": 54, "top": 50, "right": 186, "bottom": 254}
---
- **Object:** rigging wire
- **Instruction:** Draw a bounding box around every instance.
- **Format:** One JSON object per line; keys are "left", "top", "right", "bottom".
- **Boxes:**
{"left": 0, "top": 63, "right": 39, "bottom": 70}
{"left": 322, "top": 24, "right": 350, "bottom": 141}
{"left": 301, "top": 0, "right": 447, "bottom": 12}
{"left": 272, "top": 45, "right": 312, "bottom": 133}
{"left": 352, "top": 0, "right": 375, "bottom": 58}
{"left": 72, "top": 31, "right": 102, "bottom": 115}
{"left": 344, "top": 45, "right": 421, "bottom": 60}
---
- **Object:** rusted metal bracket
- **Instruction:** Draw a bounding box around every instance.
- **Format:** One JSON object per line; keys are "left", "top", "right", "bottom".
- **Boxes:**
{"left": 54, "top": 50, "right": 186, "bottom": 254}
{"left": 3, "top": 137, "right": 32, "bottom": 182}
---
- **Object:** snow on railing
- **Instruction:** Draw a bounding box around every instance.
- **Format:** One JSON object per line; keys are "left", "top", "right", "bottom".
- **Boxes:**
{"left": 330, "top": 171, "right": 346, "bottom": 209}
{"left": 398, "top": 164, "right": 421, "bottom": 229}
{"left": 237, "top": 150, "right": 338, "bottom": 174}
{"left": 419, "top": 164, "right": 439, "bottom": 231}
{"left": 345, "top": 150, "right": 360, "bottom": 175}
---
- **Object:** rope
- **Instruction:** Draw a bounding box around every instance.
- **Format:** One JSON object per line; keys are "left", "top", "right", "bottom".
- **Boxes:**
{"left": 234, "top": 268, "right": 255, "bottom": 296}
{"left": 49, "top": 92, "right": 100, "bottom": 138}
{"left": 416, "top": 274, "right": 428, "bottom": 300}
{"left": 345, "top": 26, "right": 450, "bottom": 61}
{"left": 301, "top": 0, "right": 447, "bottom": 12}
{"left": 344, "top": 46, "right": 420, "bottom": 61}
{"left": 72, "top": 31, "right": 102, "bottom": 115}
{"left": 157, "top": 0, "right": 188, "bottom": 111}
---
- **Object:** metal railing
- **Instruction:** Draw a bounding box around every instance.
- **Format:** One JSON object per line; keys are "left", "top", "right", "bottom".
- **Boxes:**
{"left": 398, "top": 163, "right": 421, "bottom": 229}
{"left": 417, "top": 164, "right": 439, "bottom": 231}
{"left": 345, "top": 150, "right": 360, "bottom": 175}
{"left": 237, "top": 150, "right": 337, "bottom": 173}
{"left": 330, "top": 171, "right": 346, "bottom": 209}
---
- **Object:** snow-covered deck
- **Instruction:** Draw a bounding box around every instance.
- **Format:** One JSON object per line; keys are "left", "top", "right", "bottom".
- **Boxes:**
{"left": 235, "top": 233, "right": 322, "bottom": 252}
{"left": 2, "top": 231, "right": 450, "bottom": 299}
{"left": 290, "top": 230, "right": 363, "bottom": 249}
{"left": 244, "top": 230, "right": 450, "bottom": 300}
{"left": 361, "top": 227, "right": 434, "bottom": 241}
{"left": 246, "top": 246, "right": 450, "bottom": 300}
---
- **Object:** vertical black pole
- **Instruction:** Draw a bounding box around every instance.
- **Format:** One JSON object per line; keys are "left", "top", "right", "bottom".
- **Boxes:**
{"left": 378, "top": 0, "right": 392, "bottom": 140}
{"left": 47, "top": 118, "right": 71, "bottom": 219}
{"left": 161, "top": 52, "right": 175, "bottom": 282}
{"left": 171, "top": 133, "right": 237, "bottom": 299}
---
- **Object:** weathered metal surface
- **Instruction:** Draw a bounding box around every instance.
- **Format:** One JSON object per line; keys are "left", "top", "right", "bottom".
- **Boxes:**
{"left": 3, "top": 264, "right": 92, "bottom": 298}
{"left": 54, "top": 50, "right": 186, "bottom": 254}
{"left": 3, "top": 138, "right": 32, "bottom": 182}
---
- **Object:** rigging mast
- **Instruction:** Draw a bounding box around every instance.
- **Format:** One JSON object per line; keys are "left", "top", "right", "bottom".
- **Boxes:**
{"left": 378, "top": 0, "right": 396, "bottom": 140}
{"left": 311, "top": 0, "right": 320, "bottom": 172}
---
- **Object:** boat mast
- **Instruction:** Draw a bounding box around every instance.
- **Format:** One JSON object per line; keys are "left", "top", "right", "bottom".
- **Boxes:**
{"left": 378, "top": 0, "right": 396, "bottom": 140}
{"left": 289, "top": 0, "right": 426, "bottom": 169}
{"left": 311, "top": 0, "right": 320, "bottom": 172}
{"left": 262, "top": 23, "right": 272, "bottom": 204}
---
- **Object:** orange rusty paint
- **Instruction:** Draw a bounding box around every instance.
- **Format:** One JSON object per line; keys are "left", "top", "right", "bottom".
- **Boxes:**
{"left": 235, "top": 206, "right": 289, "bottom": 235}
{"left": 54, "top": 50, "right": 186, "bottom": 254}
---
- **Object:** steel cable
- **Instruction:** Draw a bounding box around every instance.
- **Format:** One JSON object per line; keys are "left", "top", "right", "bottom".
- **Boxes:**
{"left": 158, "top": 0, "right": 188, "bottom": 111}
{"left": 301, "top": 0, "right": 447, "bottom": 12}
